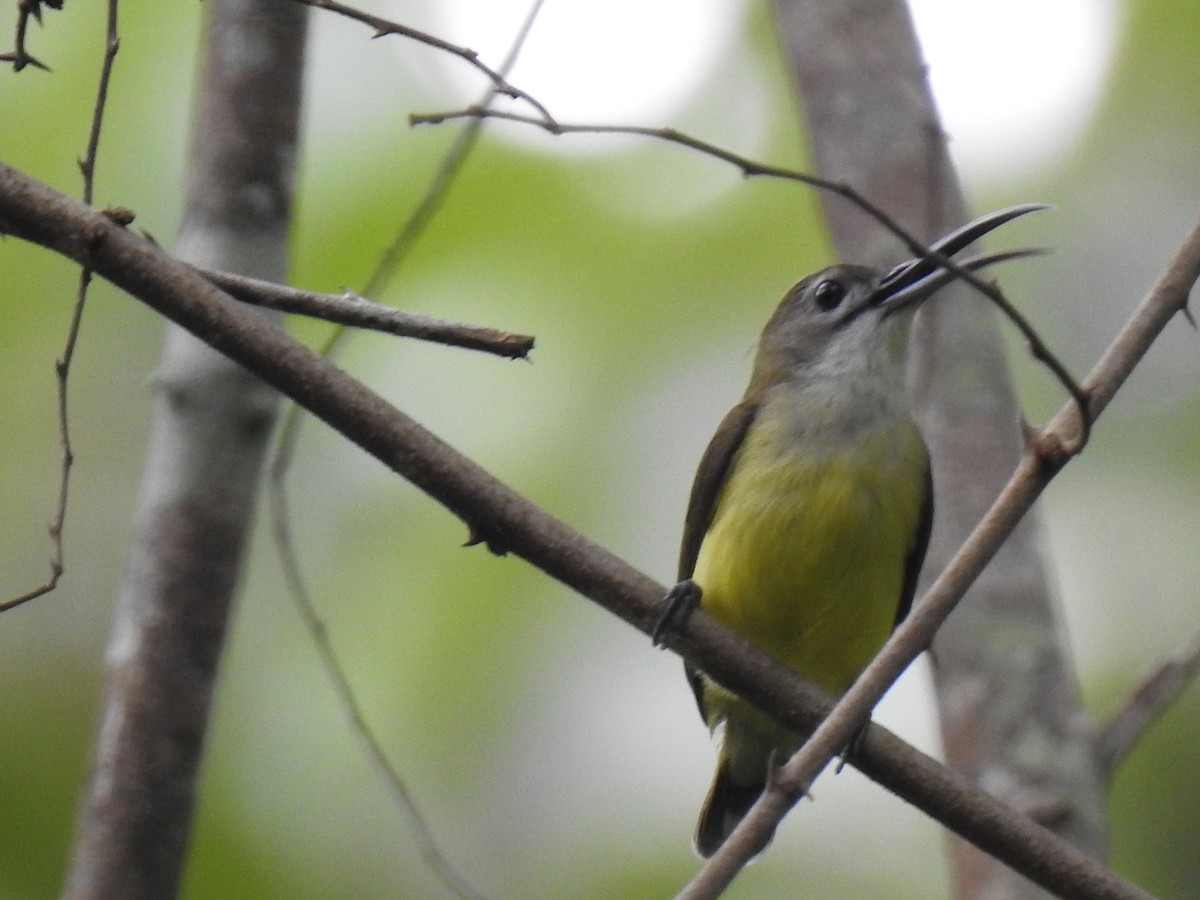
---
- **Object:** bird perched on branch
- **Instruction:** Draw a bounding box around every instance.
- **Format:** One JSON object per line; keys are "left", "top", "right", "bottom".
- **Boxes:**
{"left": 662, "top": 205, "right": 1044, "bottom": 857}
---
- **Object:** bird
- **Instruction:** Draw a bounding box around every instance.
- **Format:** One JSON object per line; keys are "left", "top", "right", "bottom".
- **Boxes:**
{"left": 665, "top": 205, "right": 1045, "bottom": 858}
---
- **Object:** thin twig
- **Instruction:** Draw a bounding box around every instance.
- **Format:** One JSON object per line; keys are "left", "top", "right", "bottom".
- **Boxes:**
{"left": 284, "top": 0, "right": 555, "bottom": 125}
{"left": 200, "top": 268, "right": 533, "bottom": 358}
{"left": 268, "top": 490, "right": 492, "bottom": 900}
{"left": 412, "top": 106, "right": 1092, "bottom": 445}
{"left": 676, "top": 215, "right": 1200, "bottom": 900}
{"left": 266, "top": 4, "right": 544, "bottom": 897}
{"left": 1096, "top": 633, "right": 1200, "bottom": 779}
{"left": 78, "top": 5, "right": 120, "bottom": 204}
{"left": 1, "top": 0, "right": 119, "bottom": 613}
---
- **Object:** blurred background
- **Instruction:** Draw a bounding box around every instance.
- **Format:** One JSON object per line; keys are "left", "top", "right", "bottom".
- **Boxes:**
{"left": 1, "top": 1, "right": 1198, "bottom": 897}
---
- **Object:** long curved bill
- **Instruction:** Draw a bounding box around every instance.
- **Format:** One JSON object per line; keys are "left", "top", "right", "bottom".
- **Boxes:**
{"left": 878, "top": 247, "right": 1047, "bottom": 314}
{"left": 871, "top": 203, "right": 1049, "bottom": 311}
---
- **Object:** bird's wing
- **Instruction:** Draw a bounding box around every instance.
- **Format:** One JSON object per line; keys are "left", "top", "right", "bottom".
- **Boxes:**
{"left": 678, "top": 402, "right": 757, "bottom": 719}
{"left": 893, "top": 459, "right": 934, "bottom": 629}
{"left": 678, "top": 401, "right": 758, "bottom": 582}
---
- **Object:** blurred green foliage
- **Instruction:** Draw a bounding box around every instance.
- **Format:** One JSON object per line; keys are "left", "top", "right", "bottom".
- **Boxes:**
{"left": 1, "top": 1, "right": 1198, "bottom": 898}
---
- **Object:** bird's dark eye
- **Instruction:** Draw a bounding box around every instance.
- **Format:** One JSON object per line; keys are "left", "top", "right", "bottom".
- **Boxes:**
{"left": 813, "top": 278, "right": 846, "bottom": 311}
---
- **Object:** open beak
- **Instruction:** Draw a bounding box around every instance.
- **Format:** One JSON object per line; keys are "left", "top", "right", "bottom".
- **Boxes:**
{"left": 870, "top": 203, "right": 1048, "bottom": 312}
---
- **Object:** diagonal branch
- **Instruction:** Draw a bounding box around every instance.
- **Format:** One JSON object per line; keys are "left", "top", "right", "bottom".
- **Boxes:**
{"left": 268, "top": 507, "right": 492, "bottom": 900}
{"left": 0, "top": 158, "right": 1180, "bottom": 900}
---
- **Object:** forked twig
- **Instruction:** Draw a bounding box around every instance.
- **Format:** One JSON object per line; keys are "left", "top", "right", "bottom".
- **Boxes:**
{"left": 2, "top": 0, "right": 119, "bottom": 612}
{"left": 411, "top": 106, "right": 1092, "bottom": 447}
{"left": 266, "top": 4, "right": 545, "bottom": 898}
{"left": 285, "top": 0, "right": 555, "bottom": 125}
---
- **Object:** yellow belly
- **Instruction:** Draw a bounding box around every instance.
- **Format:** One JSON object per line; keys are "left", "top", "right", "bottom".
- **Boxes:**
{"left": 693, "top": 418, "right": 927, "bottom": 694}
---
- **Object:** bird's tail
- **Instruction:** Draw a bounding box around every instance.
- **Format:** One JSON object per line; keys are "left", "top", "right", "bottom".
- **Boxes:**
{"left": 694, "top": 759, "right": 769, "bottom": 858}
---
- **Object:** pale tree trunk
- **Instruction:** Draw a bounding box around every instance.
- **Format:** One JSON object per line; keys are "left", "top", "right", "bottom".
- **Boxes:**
{"left": 769, "top": 1, "right": 1107, "bottom": 897}
{"left": 63, "top": 2, "right": 308, "bottom": 896}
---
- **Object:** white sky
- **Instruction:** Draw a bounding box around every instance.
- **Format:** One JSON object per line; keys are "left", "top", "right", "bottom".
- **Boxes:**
{"left": 422, "top": 0, "right": 1122, "bottom": 184}
{"left": 909, "top": 0, "right": 1122, "bottom": 183}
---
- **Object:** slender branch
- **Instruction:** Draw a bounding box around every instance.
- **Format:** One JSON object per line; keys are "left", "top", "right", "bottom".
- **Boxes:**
{"left": 355, "top": 1, "right": 547, "bottom": 303}
{"left": 269, "top": 0, "right": 543, "bottom": 489}
{"left": 284, "top": 0, "right": 555, "bottom": 124}
{"left": 268, "top": 496, "right": 492, "bottom": 900}
{"left": 411, "top": 106, "right": 1090, "bottom": 442}
{"left": 411, "top": 106, "right": 918, "bottom": 235}
{"left": 77, "top": 3, "right": 120, "bottom": 205}
{"left": 1096, "top": 633, "right": 1200, "bottom": 779}
{"left": 678, "top": 214, "right": 1200, "bottom": 899}
{"left": 200, "top": 268, "right": 533, "bottom": 358}
{"left": 0, "top": 160, "right": 1169, "bottom": 900}
{"left": 265, "top": 6, "right": 544, "bottom": 897}
{"left": 266, "top": 0, "right": 540, "bottom": 484}
{"left": 1, "top": 0, "right": 119, "bottom": 613}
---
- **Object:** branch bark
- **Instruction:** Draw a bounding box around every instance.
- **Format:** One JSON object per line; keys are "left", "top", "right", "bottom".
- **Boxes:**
{"left": 61, "top": 2, "right": 307, "bottom": 896}
{"left": 200, "top": 268, "right": 533, "bottom": 358}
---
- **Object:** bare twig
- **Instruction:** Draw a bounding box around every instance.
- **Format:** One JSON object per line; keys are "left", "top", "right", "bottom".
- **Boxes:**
{"left": 1097, "top": 634, "right": 1200, "bottom": 778}
{"left": 411, "top": 106, "right": 1090, "bottom": 441}
{"left": 0, "top": 160, "right": 1168, "bottom": 900}
{"left": 77, "top": 6, "right": 121, "bottom": 201}
{"left": 268, "top": 499, "right": 493, "bottom": 900}
{"left": 265, "top": 5, "right": 543, "bottom": 897}
{"left": 199, "top": 268, "right": 533, "bottom": 358}
{"left": 677, "top": 215, "right": 1200, "bottom": 900}
{"left": 411, "top": 106, "right": 918, "bottom": 234}
{"left": 284, "top": 0, "right": 555, "bottom": 124}
{"left": 1, "top": 0, "right": 119, "bottom": 613}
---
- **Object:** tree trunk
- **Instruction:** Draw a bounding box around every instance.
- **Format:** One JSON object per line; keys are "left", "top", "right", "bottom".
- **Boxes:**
{"left": 769, "top": 1, "right": 1107, "bottom": 896}
{"left": 63, "top": 2, "right": 307, "bottom": 896}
